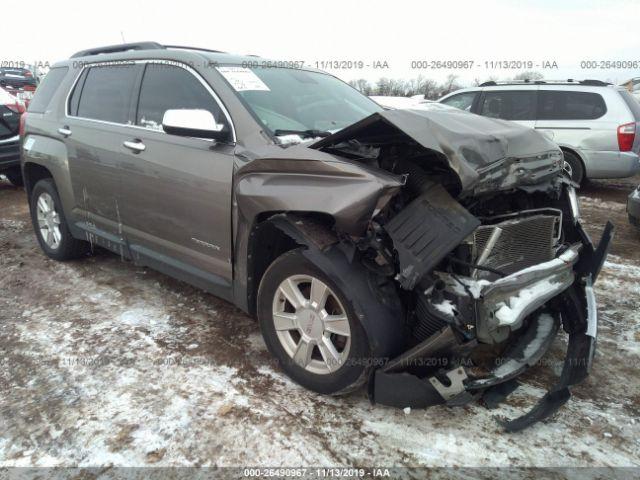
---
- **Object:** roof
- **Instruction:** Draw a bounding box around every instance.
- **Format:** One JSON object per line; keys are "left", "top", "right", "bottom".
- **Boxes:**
{"left": 66, "top": 41, "right": 282, "bottom": 68}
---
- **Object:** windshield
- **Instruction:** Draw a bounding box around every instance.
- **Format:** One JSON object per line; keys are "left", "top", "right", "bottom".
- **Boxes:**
{"left": 216, "top": 66, "right": 382, "bottom": 136}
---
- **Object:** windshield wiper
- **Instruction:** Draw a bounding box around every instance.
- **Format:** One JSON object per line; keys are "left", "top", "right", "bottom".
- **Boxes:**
{"left": 273, "top": 129, "right": 332, "bottom": 139}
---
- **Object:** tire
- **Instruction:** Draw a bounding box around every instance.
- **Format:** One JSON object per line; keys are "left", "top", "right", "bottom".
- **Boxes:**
{"left": 30, "top": 178, "right": 89, "bottom": 261}
{"left": 562, "top": 150, "right": 584, "bottom": 186}
{"left": 257, "top": 248, "right": 372, "bottom": 395}
{"left": 3, "top": 167, "right": 23, "bottom": 187}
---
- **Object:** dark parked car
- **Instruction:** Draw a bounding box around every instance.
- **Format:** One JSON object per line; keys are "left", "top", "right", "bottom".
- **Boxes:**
{"left": 0, "top": 67, "right": 37, "bottom": 89}
{"left": 628, "top": 185, "right": 640, "bottom": 228}
{"left": 21, "top": 43, "right": 613, "bottom": 430}
{"left": 0, "top": 87, "right": 24, "bottom": 185}
{"left": 0, "top": 67, "right": 38, "bottom": 107}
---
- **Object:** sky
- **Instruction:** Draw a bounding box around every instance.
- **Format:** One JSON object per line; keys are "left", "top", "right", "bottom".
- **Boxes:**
{"left": 3, "top": 0, "right": 640, "bottom": 87}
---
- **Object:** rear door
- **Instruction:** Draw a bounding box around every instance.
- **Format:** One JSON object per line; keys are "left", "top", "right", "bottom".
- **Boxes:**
{"left": 118, "top": 61, "right": 235, "bottom": 289}
{"left": 476, "top": 89, "right": 538, "bottom": 129}
{"left": 534, "top": 88, "right": 613, "bottom": 150}
{"left": 64, "top": 63, "right": 143, "bottom": 242}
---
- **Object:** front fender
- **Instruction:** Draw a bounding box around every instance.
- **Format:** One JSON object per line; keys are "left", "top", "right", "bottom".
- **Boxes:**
{"left": 234, "top": 157, "right": 403, "bottom": 236}
{"left": 231, "top": 156, "right": 403, "bottom": 313}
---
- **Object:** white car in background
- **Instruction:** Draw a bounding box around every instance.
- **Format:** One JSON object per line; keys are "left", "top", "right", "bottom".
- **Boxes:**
{"left": 370, "top": 95, "right": 426, "bottom": 109}
{"left": 370, "top": 95, "right": 456, "bottom": 111}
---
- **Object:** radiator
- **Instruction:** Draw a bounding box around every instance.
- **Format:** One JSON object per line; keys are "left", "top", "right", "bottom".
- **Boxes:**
{"left": 472, "top": 209, "right": 562, "bottom": 279}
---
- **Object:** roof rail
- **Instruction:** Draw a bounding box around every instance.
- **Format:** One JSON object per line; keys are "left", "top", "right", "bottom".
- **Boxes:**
{"left": 479, "top": 79, "right": 612, "bottom": 87}
{"left": 579, "top": 79, "right": 611, "bottom": 86}
{"left": 70, "top": 42, "right": 229, "bottom": 59}
{"left": 163, "top": 45, "right": 226, "bottom": 54}
{"left": 70, "top": 42, "right": 164, "bottom": 59}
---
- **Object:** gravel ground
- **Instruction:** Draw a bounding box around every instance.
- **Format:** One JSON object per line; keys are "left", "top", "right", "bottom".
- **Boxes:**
{"left": 0, "top": 175, "right": 639, "bottom": 469}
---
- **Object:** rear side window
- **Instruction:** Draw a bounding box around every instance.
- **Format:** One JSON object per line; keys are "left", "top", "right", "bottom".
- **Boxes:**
{"left": 441, "top": 91, "right": 477, "bottom": 111}
{"left": 538, "top": 91, "right": 606, "bottom": 120}
{"left": 479, "top": 91, "right": 536, "bottom": 120}
{"left": 76, "top": 64, "right": 139, "bottom": 124}
{"left": 618, "top": 90, "right": 640, "bottom": 121}
{"left": 136, "top": 63, "right": 224, "bottom": 131}
{"left": 27, "top": 67, "right": 69, "bottom": 113}
{"left": 67, "top": 69, "right": 89, "bottom": 116}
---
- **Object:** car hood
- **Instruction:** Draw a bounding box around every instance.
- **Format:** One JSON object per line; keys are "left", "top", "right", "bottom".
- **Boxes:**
{"left": 310, "top": 108, "right": 564, "bottom": 195}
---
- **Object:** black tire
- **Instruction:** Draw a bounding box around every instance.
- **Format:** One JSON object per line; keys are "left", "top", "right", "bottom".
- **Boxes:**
{"left": 257, "top": 248, "right": 372, "bottom": 395}
{"left": 3, "top": 167, "right": 23, "bottom": 187}
{"left": 30, "top": 178, "right": 89, "bottom": 261}
{"left": 562, "top": 150, "right": 584, "bottom": 186}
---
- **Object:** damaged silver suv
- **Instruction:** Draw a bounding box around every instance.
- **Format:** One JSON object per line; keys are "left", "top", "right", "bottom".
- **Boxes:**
{"left": 22, "top": 43, "right": 613, "bottom": 431}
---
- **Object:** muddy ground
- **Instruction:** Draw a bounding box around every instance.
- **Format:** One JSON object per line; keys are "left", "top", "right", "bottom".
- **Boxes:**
{"left": 0, "top": 175, "right": 639, "bottom": 470}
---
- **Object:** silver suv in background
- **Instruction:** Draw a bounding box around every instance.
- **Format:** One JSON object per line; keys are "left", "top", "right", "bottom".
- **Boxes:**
{"left": 439, "top": 80, "right": 640, "bottom": 184}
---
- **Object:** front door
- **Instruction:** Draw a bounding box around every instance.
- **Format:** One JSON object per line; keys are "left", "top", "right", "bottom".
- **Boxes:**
{"left": 118, "top": 62, "right": 235, "bottom": 292}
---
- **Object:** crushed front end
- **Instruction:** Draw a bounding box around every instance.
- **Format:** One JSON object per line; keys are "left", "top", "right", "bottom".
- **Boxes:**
{"left": 370, "top": 181, "right": 612, "bottom": 431}
{"left": 311, "top": 109, "right": 614, "bottom": 430}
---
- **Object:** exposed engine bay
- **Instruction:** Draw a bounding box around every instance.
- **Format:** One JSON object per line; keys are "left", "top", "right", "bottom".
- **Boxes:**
{"left": 304, "top": 109, "right": 614, "bottom": 431}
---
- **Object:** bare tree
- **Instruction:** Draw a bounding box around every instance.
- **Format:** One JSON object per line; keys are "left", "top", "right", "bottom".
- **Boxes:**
{"left": 375, "top": 78, "right": 392, "bottom": 96}
{"left": 421, "top": 79, "right": 439, "bottom": 99}
{"left": 441, "top": 74, "right": 461, "bottom": 96}
{"left": 513, "top": 70, "right": 544, "bottom": 81}
{"left": 349, "top": 78, "right": 373, "bottom": 95}
{"left": 350, "top": 74, "right": 474, "bottom": 100}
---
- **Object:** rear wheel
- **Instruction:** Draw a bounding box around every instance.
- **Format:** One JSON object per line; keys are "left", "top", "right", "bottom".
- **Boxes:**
{"left": 562, "top": 150, "right": 584, "bottom": 185}
{"left": 30, "top": 178, "right": 89, "bottom": 260}
{"left": 257, "top": 249, "right": 372, "bottom": 395}
{"left": 3, "top": 167, "right": 23, "bottom": 187}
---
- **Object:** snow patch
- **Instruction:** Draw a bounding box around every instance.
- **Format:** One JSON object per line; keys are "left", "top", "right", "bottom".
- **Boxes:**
{"left": 494, "top": 279, "right": 561, "bottom": 326}
{"left": 492, "top": 313, "right": 555, "bottom": 377}
{"left": 432, "top": 299, "right": 457, "bottom": 316}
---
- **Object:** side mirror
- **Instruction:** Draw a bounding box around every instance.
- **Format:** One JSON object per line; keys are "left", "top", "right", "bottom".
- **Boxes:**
{"left": 162, "top": 109, "right": 231, "bottom": 142}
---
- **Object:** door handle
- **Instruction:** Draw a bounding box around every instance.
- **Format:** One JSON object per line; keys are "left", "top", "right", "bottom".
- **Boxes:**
{"left": 58, "top": 126, "right": 72, "bottom": 137}
{"left": 123, "top": 139, "right": 146, "bottom": 153}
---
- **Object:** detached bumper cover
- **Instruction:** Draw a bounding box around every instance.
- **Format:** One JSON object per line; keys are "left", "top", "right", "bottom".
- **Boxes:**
{"left": 370, "top": 221, "right": 614, "bottom": 431}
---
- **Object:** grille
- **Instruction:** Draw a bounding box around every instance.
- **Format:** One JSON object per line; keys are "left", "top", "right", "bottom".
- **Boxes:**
{"left": 472, "top": 209, "right": 562, "bottom": 279}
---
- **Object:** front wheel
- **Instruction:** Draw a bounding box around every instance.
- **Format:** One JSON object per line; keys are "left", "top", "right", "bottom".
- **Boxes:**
{"left": 257, "top": 249, "right": 372, "bottom": 395}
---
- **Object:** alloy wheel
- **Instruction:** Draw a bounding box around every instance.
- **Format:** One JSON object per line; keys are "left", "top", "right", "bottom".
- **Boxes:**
{"left": 272, "top": 274, "right": 351, "bottom": 375}
{"left": 36, "top": 192, "right": 62, "bottom": 249}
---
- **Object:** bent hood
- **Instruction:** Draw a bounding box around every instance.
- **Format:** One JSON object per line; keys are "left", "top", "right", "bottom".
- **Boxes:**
{"left": 310, "top": 108, "right": 564, "bottom": 195}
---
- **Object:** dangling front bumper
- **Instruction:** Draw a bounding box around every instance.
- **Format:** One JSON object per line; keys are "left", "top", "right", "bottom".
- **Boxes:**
{"left": 369, "top": 219, "right": 613, "bottom": 431}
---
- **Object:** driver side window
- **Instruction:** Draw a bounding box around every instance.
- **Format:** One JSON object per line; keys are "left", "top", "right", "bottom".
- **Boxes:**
{"left": 136, "top": 63, "right": 225, "bottom": 131}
